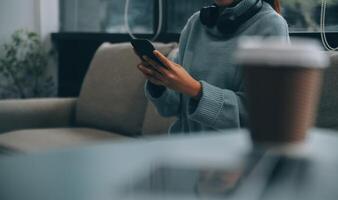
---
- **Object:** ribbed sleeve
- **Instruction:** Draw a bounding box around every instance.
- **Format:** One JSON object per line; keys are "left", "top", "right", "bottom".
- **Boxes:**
{"left": 188, "top": 81, "right": 243, "bottom": 129}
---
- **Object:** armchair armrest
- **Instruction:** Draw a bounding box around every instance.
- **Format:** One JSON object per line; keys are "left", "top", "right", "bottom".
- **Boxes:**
{"left": 0, "top": 98, "right": 77, "bottom": 134}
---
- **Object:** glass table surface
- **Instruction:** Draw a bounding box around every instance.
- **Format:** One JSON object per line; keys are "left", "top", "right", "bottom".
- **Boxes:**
{"left": 0, "top": 128, "right": 338, "bottom": 200}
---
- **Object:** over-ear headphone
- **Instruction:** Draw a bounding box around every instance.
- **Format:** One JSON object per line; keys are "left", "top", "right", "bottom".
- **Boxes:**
{"left": 200, "top": 0, "right": 263, "bottom": 35}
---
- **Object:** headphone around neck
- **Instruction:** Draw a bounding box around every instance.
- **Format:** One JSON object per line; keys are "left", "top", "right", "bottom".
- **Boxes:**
{"left": 200, "top": 0, "right": 263, "bottom": 35}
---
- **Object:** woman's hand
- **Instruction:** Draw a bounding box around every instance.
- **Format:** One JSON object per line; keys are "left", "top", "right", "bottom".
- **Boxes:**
{"left": 137, "top": 50, "right": 202, "bottom": 98}
{"left": 137, "top": 60, "right": 165, "bottom": 86}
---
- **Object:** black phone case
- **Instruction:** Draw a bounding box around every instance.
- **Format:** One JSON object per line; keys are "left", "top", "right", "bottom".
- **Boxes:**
{"left": 131, "top": 39, "right": 166, "bottom": 67}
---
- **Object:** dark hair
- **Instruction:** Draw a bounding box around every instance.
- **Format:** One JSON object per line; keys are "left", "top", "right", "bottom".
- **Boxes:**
{"left": 264, "top": 0, "right": 281, "bottom": 14}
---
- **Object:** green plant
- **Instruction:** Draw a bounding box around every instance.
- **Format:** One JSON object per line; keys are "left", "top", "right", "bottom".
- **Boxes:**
{"left": 0, "top": 30, "right": 55, "bottom": 99}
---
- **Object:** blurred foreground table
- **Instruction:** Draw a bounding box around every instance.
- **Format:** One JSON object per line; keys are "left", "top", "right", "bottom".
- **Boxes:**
{"left": 1, "top": 129, "right": 338, "bottom": 200}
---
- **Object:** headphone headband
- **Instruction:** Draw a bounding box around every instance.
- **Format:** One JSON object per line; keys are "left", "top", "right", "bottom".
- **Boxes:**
{"left": 200, "top": 0, "right": 263, "bottom": 35}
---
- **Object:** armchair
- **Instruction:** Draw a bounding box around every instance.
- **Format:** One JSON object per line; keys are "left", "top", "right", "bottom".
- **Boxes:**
{"left": 0, "top": 42, "right": 177, "bottom": 153}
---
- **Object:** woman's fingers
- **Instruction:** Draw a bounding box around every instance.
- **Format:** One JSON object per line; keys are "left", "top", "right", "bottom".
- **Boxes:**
{"left": 138, "top": 65, "right": 162, "bottom": 85}
{"left": 139, "top": 67, "right": 163, "bottom": 85}
{"left": 153, "top": 50, "right": 172, "bottom": 68}
{"left": 155, "top": 65, "right": 171, "bottom": 77}
{"left": 142, "top": 56, "right": 171, "bottom": 76}
{"left": 138, "top": 64, "right": 164, "bottom": 81}
{"left": 139, "top": 68, "right": 162, "bottom": 85}
{"left": 140, "top": 61, "right": 152, "bottom": 69}
{"left": 137, "top": 64, "right": 153, "bottom": 76}
{"left": 146, "top": 75, "right": 164, "bottom": 86}
{"left": 143, "top": 56, "right": 162, "bottom": 68}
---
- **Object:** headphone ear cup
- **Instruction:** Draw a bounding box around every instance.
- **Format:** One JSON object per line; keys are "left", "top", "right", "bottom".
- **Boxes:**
{"left": 200, "top": 5, "right": 219, "bottom": 28}
{"left": 216, "top": 0, "right": 263, "bottom": 35}
{"left": 217, "top": 14, "right": 239, "bottom": 35}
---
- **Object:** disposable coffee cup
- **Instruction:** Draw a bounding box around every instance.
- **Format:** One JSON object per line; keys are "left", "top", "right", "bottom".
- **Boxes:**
{"left": 235, "top": 38, "right": 330, "bottom": 145}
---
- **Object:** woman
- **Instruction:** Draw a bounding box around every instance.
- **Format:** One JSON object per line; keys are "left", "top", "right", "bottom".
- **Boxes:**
{"left": 137, "top": 0, "right": 289, "bottom": 134}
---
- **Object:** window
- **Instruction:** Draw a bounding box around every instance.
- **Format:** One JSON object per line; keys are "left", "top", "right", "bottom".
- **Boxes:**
{"left": 165, "top": 0, "right": 338, "bottom": 33}
{"left": 283, "top": 0, "right": 338, "bottom": 32}
{"left": 60, "top": 0, "right": 338, "bottom": 34}
{"left": 166, "top": 0, "right": 213, "bottom": 33}
{"left": 60, "top": 0, "right": 154, "bottom": 33}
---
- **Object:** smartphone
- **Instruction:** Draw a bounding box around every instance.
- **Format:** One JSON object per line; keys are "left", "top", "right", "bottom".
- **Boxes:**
{"left": 131, "top": 39, "right": 166, "bottom": 67}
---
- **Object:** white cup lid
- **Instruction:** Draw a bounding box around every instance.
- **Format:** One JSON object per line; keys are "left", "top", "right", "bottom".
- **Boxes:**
{"left": 235, "top": 37, "right": 330, "bottom": 69}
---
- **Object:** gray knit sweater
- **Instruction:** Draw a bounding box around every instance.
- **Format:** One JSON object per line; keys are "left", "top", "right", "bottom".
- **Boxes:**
{"left": 145, "top": 2, "right": 290, "bottom": 134}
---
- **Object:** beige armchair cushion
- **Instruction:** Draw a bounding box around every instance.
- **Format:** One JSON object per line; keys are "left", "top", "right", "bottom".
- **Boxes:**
{"left": 317, "top": 52, "right": 338, "bottom": 129}
{"left": 76, "top": 42, "right": 177, "bottom": 136}
{"left": 0, "top": 128, "right": 127, "bottom": 153}
{"left": 0, "top": 98, "right": 77, "bottom": 134}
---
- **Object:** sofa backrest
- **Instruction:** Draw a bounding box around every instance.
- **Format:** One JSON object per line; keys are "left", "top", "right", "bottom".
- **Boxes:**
{"left": 316, "top": 52, "right": 338, "bottom": 130}
{"left": 76, "top": 42, "right": 177, "bottom": 136}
